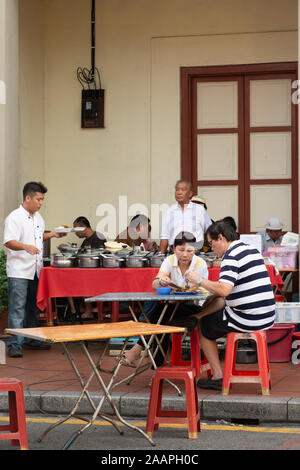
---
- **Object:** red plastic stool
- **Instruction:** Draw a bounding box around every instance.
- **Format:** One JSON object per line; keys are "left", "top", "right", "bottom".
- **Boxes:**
{"left": 222, "top": 331, "right": 271, "bottom": 396}
{"left": 170, "top": 329, "right": 212, "bottom": 378}
{"left": 146, "top": 366, "right": 201, "bottom": 439}
{"left": 0, "top": 378, "right": 28, "bottom": 450}
{"left": 97, "top": 302, "right": 133, "bottom": 322}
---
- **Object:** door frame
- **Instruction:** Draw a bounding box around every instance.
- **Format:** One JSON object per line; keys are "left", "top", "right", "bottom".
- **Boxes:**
{"left": 180, "top": 62, "right": 298, "bottom": 232}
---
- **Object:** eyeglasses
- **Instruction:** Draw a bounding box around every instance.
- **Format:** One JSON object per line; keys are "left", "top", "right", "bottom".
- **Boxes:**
{"left": 208, "top": 238, "right": 220, "bottom": 248}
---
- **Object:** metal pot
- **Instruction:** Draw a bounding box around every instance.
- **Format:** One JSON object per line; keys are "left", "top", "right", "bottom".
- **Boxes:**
{"left": 200, "top": 253, "right": 217, "bottom": 268}
{"left": 100, "top": 254, "right": 124, "bottom": 268}
{"left": 236, "top": 341, "right": 258, "bottom": 364}
{"left": 149, "top": 255, "right": 165, "bottom": 268}
{"left": 125, "top": 256, "right": 147, "bottom": 268}
{"left": 58, "top": 243, "right": 79, "bottom": 256}
{"left": 77, "top": 254, "right": 100, "bottom": 268}
{"left": 51, "top": 253, "right": 76, "bottom": 268}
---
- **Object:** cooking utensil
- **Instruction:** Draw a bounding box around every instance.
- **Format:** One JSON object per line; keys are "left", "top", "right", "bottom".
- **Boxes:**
{"left": 125, "top": 256, "right": 147, "bottom": 268}
{"left": 58, "top": 243, "right": 79, "bottom": 256}
{"left": 77, "top": 253, "right": 100, "bottom": 268}
{"left": 149, "top": 254, "right": 165, "bottom": 268}
{"left": 51, "top": 253, "right": 76, "bottom": 268}
{"left": 146, "top": 249, "right": 166, "bottom": 267}
{"left": 100, "top": 253, "right": 124, "bottom": 268}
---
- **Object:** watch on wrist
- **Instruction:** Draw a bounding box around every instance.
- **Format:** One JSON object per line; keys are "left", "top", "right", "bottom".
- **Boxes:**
{"left": 197, "top": 277, "right": 203, "bottom": 287}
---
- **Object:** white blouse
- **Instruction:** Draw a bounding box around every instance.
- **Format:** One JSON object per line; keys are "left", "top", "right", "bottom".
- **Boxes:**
{"left": 159, "top": 254, "right": 208, "bottom": 288}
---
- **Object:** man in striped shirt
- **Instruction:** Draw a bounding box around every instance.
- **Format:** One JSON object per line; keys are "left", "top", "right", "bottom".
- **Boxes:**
{"left": 186, "top": 219, "right": 275, "bottom": 391}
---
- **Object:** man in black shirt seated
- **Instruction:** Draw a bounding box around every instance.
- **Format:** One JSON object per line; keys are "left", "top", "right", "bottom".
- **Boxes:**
{"left": 65, "top": 217, "right": 106, "bottom": 320}
{"left": 73, "top": 216, "right": 106, "bottom": 249}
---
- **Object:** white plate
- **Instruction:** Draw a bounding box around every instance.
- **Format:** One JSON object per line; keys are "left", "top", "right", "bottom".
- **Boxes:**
{"left": 55, "top": 227, "right": 72, "bottom": 233}
{"left": 72, "top": 227, "right": 85, "bottom": 232}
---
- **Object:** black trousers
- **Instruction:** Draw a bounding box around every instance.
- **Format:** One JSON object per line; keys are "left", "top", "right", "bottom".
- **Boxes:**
{"left": 138, "top": 302, "right": 202, "bottom": 367}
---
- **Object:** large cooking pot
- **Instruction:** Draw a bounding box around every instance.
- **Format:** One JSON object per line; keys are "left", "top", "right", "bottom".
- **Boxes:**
{"left": 58, "top": 243, "right": 79, "bottom": 256}
{"left": 125, "top": 256, "right": 147, "bottom": 268}
{"left": 199, "top": 253, "right": 217, "bottom": 268}
{"left": 77, "top": 253, "right": 100, "bottom": 268}
{"left": 100, "top": 253, "right": 124, "bottom": 268}
{"left": 149, "top": 254, "right": 165, "bottom": 268}
{"left": 51, "top": 253, "right": 76, "bottom": 268}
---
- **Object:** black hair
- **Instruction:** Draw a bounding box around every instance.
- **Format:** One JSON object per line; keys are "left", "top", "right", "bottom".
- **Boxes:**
{"left": 207, "top": 220, "right": 239, "bottom": 242}
{"left": 23, "top": 181, "right": 48, "bottom": 200}
{"left": 73, "top": 216, "right": 91, "bottom": 228}
{"left": 129, "top": 214, "right": 150, "bottom": 228}
{"left": 173, "top": 231, "right": 196, "bottom": 247}
{"left": 223, "top": 216, "right": 237, "bottom": 232}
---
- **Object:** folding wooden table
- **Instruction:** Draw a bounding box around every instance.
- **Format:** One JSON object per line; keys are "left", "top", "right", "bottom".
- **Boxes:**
{"left": 5, "top": 321, "right": 184, "bottom": 449}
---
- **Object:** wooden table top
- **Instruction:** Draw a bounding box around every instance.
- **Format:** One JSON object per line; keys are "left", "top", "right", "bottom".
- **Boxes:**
{"left": 5, "top": 321, "right": 185, "bottom": 344}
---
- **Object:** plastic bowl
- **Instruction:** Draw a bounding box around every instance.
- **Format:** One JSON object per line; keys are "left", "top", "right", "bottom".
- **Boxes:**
{"left": 156, "top": 287, "right": 171, "bottom": 295}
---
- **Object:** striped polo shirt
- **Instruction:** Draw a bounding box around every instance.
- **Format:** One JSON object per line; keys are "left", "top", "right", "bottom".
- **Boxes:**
{"left": 219, "top": 240, "right": 275, "bottom": 331}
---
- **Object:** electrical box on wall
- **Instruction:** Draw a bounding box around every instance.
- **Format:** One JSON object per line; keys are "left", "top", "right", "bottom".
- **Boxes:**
{"left": 81, "top": 89, "right": 104, "bottom": 128}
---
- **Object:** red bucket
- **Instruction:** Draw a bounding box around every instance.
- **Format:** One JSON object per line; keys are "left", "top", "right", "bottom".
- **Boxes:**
{"left": 266, "top": 324, "right": 296, "bottom": 362}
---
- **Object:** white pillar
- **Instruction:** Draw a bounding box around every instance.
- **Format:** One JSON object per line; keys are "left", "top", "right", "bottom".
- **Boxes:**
{"left": 0, "top": 0, "right": 19, "bottom": 235}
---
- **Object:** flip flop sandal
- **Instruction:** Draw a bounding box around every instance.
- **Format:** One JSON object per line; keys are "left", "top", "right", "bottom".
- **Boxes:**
{"left": 81, "top": 312, "right": 94, "bottom": 319}
{"left": 114, "top": 354, "right": 137, "bottom": 368}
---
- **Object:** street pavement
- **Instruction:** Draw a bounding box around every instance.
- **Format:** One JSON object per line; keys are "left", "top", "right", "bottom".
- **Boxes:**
{"left": 1, "top": 413, "right": 300, "bottom": 452}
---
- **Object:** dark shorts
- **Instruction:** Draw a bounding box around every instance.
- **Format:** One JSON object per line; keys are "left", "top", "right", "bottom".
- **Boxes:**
{"left": 199, "top": 309, "right": 239, "bottom": 340}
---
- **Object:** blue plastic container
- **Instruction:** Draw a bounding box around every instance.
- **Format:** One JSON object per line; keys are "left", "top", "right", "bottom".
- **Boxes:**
{"left": 156, "top": 287, "right": 171, "bottom": 295}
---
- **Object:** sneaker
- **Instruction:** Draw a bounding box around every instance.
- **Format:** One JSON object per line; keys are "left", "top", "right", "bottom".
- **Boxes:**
{"left": 8, "top": 347, "right": 23, "bottom": 358}
{"left": 197, "top": 376, "right": 223, "bottom": 391}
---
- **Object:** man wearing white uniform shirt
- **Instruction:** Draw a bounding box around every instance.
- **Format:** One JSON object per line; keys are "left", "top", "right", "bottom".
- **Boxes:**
{"left": 4, "top": 181, "right": 64, "bottom": 357}
{"left": 160, "top": 180, "right": 212, "bottom": 254}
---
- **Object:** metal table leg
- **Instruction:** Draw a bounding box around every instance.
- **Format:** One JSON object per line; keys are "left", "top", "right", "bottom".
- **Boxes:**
{"left": 38, "top": 339, "right": 156, "bottom": 449}
{"left": 113, "top": 301, "right": 182, "bottom": 396}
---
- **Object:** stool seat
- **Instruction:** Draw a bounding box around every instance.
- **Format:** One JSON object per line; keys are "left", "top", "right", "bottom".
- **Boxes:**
{"left": 222, "top": 331, "right": 271, "bottom": 396}
{"left": 97, "top": 301, "right": 132, "bottom": 322}
{"left": 0, "top": 378, "right": 28, "bottom": 450}
{"left": 146, "top": 366, "right": 200, "bottom": 439}
{"left": 170, "top": 329, "right": 212, "bottom": 378}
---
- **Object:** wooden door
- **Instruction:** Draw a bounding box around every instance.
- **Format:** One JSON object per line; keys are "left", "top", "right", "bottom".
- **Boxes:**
{"left": 181, "top": 63, "right": 298, "bottom": 233}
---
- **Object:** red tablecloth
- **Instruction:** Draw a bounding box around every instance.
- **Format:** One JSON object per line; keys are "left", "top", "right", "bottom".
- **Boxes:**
{"left": 36, "top": 265, "right": 283, "bottom": 312}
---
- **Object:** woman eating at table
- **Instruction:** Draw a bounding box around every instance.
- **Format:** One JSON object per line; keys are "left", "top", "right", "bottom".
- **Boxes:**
{"left": 119, "top": 231, "right": 208, "bottom": 368}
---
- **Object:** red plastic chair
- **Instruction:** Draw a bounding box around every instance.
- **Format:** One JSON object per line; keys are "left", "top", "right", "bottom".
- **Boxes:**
{"left": 222, "top": 331, "right": 271, "bottom": 396}
{"left": 146, "top": 366, "right": 201, "bottom": 439}
{"left": 0, "top": 378, "right": 28, "bottom": 450}
{"left": 97, "top": 301, "right": 133, "bottom": 322}
{"left": 170, "top": 328, "right": 212, "bottom": 378}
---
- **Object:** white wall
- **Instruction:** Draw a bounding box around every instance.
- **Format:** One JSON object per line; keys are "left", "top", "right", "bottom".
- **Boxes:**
{"left": 17, "top": 0, "right": 298, "bottom": 248}
{"left": 0, "top": 0, "right": 19, "bottom": 239}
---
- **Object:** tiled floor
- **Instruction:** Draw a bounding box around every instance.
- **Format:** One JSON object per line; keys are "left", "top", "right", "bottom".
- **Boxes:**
{"left": 1, "top": 332, "right": 300, "bottom": 398}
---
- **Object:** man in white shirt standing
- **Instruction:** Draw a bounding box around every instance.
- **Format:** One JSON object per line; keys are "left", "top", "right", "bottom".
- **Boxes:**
{"left": 160, "top": 180, "right": 212, "bottom": 254}
{"left": 4, "top": 181, "right": 64, "bottom": 357}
